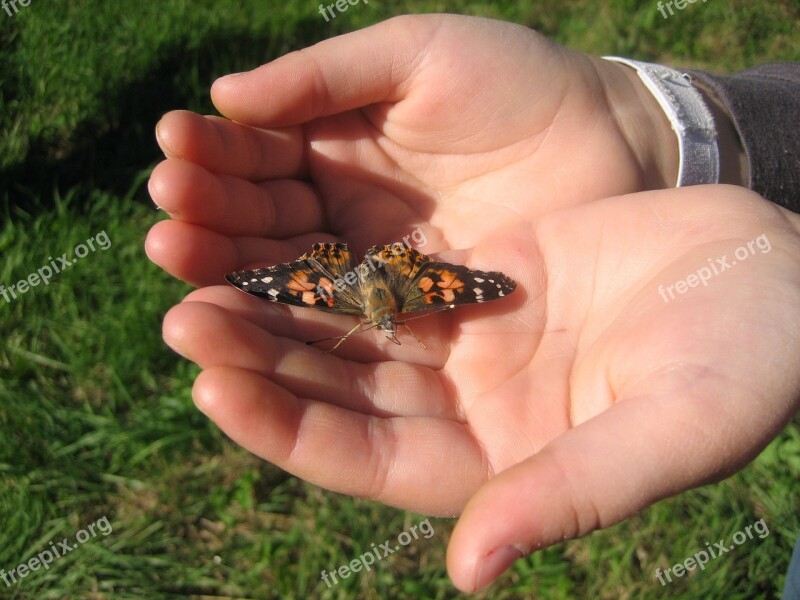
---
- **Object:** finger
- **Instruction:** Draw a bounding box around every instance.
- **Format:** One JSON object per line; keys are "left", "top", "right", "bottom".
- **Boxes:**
{"left": 149, "top": 158, "right": 325, "bottom": 237}
{"left": 178, "top": 285, "right": 452, "bottom": 367}
{"left": 193, "top": 365, "right": 485, "bottom": 514}
{"left": 210, "top": 15, "right": 437, "bottom": 126}
{"left": 144, "top": 220, "right": 334, "bottom": 286}
{"left": 164, "top": 298, "right": 453, "bottom": 416}
{"left": 155, "top": 110, "right": 307, "bottom": 180}
{"left": 446, "top": 379, "right": 796, "bottom": 592}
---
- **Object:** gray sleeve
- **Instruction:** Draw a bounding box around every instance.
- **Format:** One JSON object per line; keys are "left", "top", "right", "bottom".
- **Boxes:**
{"left": 686, "top": 63, "right": 800, "bottom": 213}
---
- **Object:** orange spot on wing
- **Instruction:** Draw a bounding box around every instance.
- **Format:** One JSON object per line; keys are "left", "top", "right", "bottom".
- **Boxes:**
{"left": 437, "top": 271, "right": 463, "bottom": 289}
{"left": 317, "top": 277, "right": 336, "bottom": 307}
{"left": 288, "top": 271, "right": 315, "bottom": 292}
{"left": 419, "top": 276, "right": 434, "bottom": 292}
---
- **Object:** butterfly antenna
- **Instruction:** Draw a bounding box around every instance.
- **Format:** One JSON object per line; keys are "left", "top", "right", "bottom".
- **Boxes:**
{"left": 402, "top": 322, "right": 427, "bottom": 349}
{"left": 306, "top": 321, "right": 375, "bottom": 353}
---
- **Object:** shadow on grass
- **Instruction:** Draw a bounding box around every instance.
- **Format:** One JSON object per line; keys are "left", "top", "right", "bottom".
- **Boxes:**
{"left": 0, "top": 16, "right": 328, "bottom": 213}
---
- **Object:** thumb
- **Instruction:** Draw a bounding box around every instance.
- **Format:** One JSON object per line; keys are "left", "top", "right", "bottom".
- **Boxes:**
{"left": 210, "top": 14, "right": 437, "bottom": 127}
{"left": 445, "top": 384, "right": 788, "bottom": 592}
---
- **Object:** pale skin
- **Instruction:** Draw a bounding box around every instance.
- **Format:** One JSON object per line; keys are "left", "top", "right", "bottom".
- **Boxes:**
{"left": 145, "top": 14, "right": 800, "bottom": 593}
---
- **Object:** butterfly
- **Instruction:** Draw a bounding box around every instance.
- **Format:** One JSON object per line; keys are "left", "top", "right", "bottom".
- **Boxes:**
{"left": 225, "top": 242, "right": 516, "bottom": 351}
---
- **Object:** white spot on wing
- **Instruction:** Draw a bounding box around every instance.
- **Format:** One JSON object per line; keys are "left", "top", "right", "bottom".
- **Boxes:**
{"left": 267, "top": 289, "right": 279, "bottom": 298}
{"left": 474, "top": 277, "right": 485, "bottom": 283}
{"left": 261, "top": 276, "right": 273, "bottom": 283}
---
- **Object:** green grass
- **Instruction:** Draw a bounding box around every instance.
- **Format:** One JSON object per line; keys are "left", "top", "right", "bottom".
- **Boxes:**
{"left": 1, "top": 0, "right": 798, "bottom": 598}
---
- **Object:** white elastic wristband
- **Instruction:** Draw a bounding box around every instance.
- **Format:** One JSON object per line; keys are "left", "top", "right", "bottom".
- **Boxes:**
{"left": 603, "top": 56, "right": 720, "bottom": 187}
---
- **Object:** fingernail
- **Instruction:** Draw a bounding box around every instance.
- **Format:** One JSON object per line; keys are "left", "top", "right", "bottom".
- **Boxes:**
{"left": 147, "top": 177, "right": 163, "bottom": 211}
{"left": 474, "top": 545, "right": 523, "bottom": 590}
{"left": 154, "top": 119, "right": 175, "bottom": 158}
{"left": 215, "top": 72, "right": 245, "bottom": 84}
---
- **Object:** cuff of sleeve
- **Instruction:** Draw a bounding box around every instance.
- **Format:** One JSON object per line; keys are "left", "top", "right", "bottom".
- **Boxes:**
{"left": 603, "top": 56, "right": 720, "bottom": 187}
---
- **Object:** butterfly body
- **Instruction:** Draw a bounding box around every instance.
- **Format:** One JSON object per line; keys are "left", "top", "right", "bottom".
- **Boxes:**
{"left": 225, "top": 242, "right": 515, "bottom": 347}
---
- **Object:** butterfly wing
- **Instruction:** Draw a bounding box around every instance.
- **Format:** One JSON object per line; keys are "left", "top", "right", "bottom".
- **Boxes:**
{"left": 225, "top": 243, "right": 364, "bottom": 315}
{"left": 366, "top": 244, "right": 516, "bottom": 314}
{"left": 401, "top": 261, "right": 516, "bottom": 312}
{"left": 363, "top": 244, "right": 430, "bottom": 309}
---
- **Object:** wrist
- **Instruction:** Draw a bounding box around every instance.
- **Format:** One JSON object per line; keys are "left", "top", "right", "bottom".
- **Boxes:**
{"left": 595, "top": 58, "right": 680, "bottom": 189}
